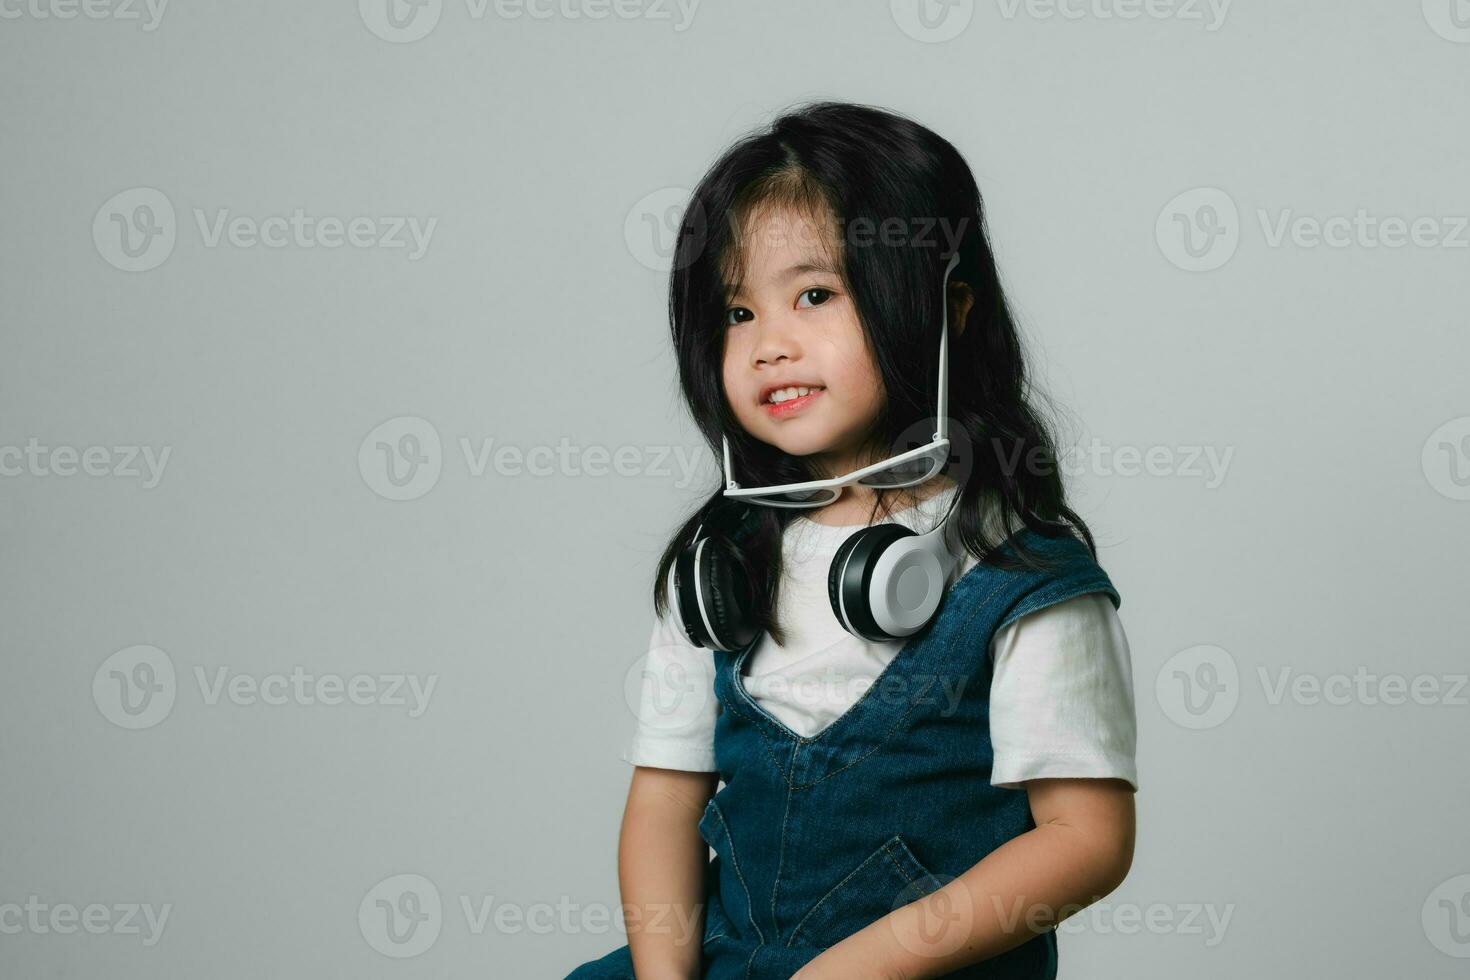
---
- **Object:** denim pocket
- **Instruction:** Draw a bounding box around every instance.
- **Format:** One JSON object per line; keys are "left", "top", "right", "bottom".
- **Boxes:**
{"left": 698, "top": 798, "right": 763, "bottom": 944}
{"left": 788, "top": 834, "right": 943, "bottom": 949}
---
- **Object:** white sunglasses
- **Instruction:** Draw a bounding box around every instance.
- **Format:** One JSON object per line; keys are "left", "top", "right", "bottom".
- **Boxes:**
{"left": 721, "top": 251, "right": 961, "bottom": 509}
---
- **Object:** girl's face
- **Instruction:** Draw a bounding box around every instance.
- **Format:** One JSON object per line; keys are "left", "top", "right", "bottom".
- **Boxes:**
{"left": 720, "top": 206, "right": 884, "bottom": 480}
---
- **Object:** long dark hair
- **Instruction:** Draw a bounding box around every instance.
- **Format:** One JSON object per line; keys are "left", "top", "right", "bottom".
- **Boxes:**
{"left": 651, "top": 100, "right": 1098, "bottom": 646}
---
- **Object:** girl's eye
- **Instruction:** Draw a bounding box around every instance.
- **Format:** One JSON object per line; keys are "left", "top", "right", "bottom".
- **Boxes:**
{"left": 724, "top": 288, "right": 834, "bottom": 326}
{"left": 797, "top": 287, "right": 834, "bottom": 309}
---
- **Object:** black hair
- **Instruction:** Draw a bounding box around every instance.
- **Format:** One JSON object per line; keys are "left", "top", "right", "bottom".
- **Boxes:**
{"left": 652, "top": 99, "right": 1098, "bottom": 646}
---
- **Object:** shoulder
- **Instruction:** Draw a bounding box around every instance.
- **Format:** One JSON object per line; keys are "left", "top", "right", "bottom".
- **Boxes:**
{"left": 948, "top": 525, "right": 1121, "bottom": 635}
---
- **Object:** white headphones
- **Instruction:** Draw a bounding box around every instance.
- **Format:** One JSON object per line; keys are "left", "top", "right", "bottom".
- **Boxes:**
{"left": 669, "top": 489, "right": 963, "bottom": 651}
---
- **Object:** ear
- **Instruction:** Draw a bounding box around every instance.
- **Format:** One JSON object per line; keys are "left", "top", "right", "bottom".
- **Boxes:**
{"left": 948, "top": 280, "right": 974, "bottom": 338}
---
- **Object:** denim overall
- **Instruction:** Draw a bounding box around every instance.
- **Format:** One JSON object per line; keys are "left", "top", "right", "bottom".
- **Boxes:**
{"left": 568, "top": 528, "right": 1120, "bottom": 980}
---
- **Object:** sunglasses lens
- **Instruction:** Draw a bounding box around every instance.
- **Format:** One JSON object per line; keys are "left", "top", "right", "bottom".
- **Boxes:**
{"left": 858, "top": 451, "right": 942, "bottom": 488}
{"left": 743, "top": 486, "right": 841, "bottom": 507}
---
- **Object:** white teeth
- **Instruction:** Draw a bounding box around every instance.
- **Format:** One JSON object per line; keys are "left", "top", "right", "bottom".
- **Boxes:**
{"left": 767, "top": 386, "right": 822, "bottom": 404}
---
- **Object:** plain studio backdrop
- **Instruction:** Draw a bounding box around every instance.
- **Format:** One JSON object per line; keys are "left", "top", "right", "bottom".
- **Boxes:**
{"left": 1, "top": 1, "right": 1466, "bottom": 977}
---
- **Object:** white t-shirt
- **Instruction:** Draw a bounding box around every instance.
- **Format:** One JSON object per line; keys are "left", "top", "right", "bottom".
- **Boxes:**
{"left": 622, "top": 485, "right": 1139, "bottom": 791}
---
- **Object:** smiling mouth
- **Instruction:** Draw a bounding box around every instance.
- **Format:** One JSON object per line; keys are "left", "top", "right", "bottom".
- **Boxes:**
{"left": 763, "top": 387, "right": 825, "bottom": 418}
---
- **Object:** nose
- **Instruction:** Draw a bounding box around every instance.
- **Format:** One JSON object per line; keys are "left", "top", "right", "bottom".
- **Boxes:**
{"left": 750, "top": 316, "right": 801, "bottom": 368}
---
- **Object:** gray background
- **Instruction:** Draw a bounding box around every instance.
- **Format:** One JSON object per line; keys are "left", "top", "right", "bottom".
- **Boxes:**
{"left": 2, "top": 0, "right": 1467, "bottom": 976}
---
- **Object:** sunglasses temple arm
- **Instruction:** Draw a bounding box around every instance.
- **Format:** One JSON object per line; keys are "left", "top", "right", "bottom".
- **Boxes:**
{"left": 722, "top": 435, "right": 736, "bottom": 490}
{"left": 936, "top": 250, "right": 959, "bottom": 443}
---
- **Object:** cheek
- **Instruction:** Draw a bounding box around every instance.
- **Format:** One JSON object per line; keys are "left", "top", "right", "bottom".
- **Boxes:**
{"left": 827, "top": 334, "right": 883, "bottom": 406}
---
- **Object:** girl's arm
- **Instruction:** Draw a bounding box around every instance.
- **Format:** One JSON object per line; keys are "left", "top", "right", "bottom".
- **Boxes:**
{"left": 793, "top": 777, "right": 1136, "bottom": 980}
{"left": 619, "top": 765, "right": 720, "bottom": 980}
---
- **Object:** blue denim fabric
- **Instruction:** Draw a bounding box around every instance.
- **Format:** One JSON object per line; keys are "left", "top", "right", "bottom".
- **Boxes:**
{"left": 567, "top": 528, "right": 1120, "bottom": 980}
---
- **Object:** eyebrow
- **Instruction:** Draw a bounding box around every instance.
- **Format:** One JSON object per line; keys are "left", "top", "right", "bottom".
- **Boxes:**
{"left": 723, "top": 259, "right": 839, "bottom": 301}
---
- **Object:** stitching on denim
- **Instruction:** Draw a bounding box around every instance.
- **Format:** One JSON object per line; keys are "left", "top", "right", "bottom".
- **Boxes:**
{"left": 707, "top": 801, "right": 765, "bottom": 946}
{"left": 728, "top": 557, "right": 1001, "bottom": 754}
{"left": 881, "top": 839, "right": 920, "bottom": 884}
{"left": 784, "top": 835, "right": 905, "bottom": 947}
{"left": 998, "top": 580, "right": 1118, "bottom": 636}
{"left": 731, "top": 645, "right": 808, "bottom": 743}
{"left": 718, "top": 667, "right": 794, "bottom": 782}
{"left": 770, "top": 740, "right": 797, "bottom": 942}
{"left": 787, "top": 674, "right": 939, "bottom": 789}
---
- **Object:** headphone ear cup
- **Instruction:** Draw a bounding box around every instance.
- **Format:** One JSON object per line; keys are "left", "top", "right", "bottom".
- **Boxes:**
{"left": 700, "top": 543, "right": 758, "bottom": 652}
{"left": 828, "top": 523, "right": 915, "bottom": 642}
{"left": 673, "top": 532, "right": 758, "bottom": 652}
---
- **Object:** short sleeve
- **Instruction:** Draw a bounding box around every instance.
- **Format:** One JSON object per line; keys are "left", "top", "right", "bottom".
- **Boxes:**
{"left": 619, "top": 610, "right": 721, "bottom": 772}
{"left": 987, "top": 592, "right": 1138, "bottom": 791}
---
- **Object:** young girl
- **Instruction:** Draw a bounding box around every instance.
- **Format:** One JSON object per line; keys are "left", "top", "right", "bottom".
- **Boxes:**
{"left": 568, "top": 101, "right": 1137, "bottom": 980}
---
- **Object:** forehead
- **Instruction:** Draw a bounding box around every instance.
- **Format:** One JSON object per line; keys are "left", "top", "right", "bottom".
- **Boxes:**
{"left": 720, "top": 204, "right": 842, "bottom": 295}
